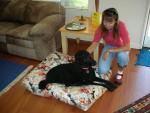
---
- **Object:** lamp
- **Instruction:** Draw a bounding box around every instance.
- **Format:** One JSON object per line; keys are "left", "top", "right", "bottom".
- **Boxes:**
{"left": 79, "top": 6, "right": 85, "bottom": 21}
{"left": 95, "top": 0, "right": 99, "bottom": 12}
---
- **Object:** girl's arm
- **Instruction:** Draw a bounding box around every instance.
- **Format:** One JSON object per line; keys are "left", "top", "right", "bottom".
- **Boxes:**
{"left": 87, "top": 26, "right": 101, "bottom": 54}
{"left": 87, "top": 42, "right": 99, "bottom": 54}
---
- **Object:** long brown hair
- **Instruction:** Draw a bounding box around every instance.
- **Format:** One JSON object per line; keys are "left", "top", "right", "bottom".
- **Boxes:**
{"left": 101, "top": 8, "right": 119, "bottom": 39}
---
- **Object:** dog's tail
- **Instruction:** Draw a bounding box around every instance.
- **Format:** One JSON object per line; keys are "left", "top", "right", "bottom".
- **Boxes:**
{"left": 39, "top": 80, "right": 48, "bottom": 90}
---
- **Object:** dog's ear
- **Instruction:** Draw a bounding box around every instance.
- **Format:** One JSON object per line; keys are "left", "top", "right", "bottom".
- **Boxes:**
{"left": 39, "top": 80, "right": 48, "bottom": 89}
{"left": 75, "top": 50, "right": 96, "bottom": 66}
{"left": 75, "top": 50, "right": 89, "bottom": 63}
{"left": 84, "top": 56, "right": 96, "bottom": 66}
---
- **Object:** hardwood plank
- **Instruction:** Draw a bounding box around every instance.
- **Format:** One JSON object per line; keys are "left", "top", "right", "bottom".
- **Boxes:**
{"left": 0, "top": 41, "right": 150, "bottom": 113}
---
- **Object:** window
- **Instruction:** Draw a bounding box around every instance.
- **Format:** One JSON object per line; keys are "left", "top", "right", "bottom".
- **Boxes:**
{"left": 61, "top": 0, "right": 88, "bottom": 9}
{"left": 32, "top": 0, "right": 61, "bottom": 2}
{"left": 32, "top": 0, "right": 88, "bottom": 9}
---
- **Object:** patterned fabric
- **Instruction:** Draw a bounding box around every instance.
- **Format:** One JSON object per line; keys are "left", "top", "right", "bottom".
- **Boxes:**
{"left": 22, "top": 52, "right": 111, "bottom": 111}
{"left": 114, "top": 93, "right": 150, "bottom": 113}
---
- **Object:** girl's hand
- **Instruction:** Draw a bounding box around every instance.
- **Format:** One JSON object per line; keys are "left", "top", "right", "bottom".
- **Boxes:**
{"left": 103, "top": 51, "right": 109, "bottom": 60}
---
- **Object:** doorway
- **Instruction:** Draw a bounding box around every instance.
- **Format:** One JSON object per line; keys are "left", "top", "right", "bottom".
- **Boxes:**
{"left": 143, "top": 9, "right": 150, "bottom": 48}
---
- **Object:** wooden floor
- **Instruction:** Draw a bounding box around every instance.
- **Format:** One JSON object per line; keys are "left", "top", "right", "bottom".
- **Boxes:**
{"left": 0, "top": 40, "right": 150, "bottom": 113}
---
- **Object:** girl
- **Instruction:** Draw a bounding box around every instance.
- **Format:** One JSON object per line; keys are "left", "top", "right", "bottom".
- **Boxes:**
{"left": 87, "top": 8, "right": 130, "bottom": 85}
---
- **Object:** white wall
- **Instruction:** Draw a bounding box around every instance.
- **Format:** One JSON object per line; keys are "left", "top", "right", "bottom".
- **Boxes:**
{"left": 65, "top": 0, "right": 149, "bottom": 49}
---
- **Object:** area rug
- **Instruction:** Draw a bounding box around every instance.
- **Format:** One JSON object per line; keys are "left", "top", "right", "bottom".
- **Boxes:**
{"left": 136, "top": 49, "right": 150, "bottom": 67}
{"left": 114, "top": 93, "right": 150, "bottom": 113}
{"left": 0, "top": 59, "right": 33, "bottom": 96}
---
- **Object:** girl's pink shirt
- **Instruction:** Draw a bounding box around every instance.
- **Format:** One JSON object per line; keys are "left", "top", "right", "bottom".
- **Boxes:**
{"left": 93, "top": 21, "right": 130, "bottom": 47}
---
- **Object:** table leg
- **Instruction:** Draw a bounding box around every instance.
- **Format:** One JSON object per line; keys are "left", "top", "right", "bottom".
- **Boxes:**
{"left": 61, "top": 33, "right": 68, "bottom": 54}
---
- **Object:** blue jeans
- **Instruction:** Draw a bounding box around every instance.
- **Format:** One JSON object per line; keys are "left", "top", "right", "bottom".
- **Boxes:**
{"left": 98, "top": 45, "right": 129, "bottom": 75}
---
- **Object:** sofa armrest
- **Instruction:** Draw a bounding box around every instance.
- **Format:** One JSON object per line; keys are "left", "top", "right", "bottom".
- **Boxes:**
{"left": 29, "top": 14, "right": 65, "bottom": 37}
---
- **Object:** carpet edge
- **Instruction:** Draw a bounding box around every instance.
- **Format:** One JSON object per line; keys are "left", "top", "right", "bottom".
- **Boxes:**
{"left": 114, "top": 93, "right": 150, "bottom": 113}
{"left": 0, "top": 65, "right": 33, "bottom": 96}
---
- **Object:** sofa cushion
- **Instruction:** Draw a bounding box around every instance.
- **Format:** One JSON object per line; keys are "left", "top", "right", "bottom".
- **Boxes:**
{"left": 24, "top": 1, "right": 65, "bottom": 24}
{"left": 7, "top": 44, "right": 37, "bottom": 59}
{"left": 6, "top": 36, "right": 34, "bottom": 49}
{"left": 0, "top": 22, "right": 21, "bottom": 35}
{"left": 0, "top": 0, "right": 30, "bottom": 23}
{"left": 29, "top": 15, "right": 64, "bottom": 37}
{"left": 7, "top": 24, "right": 33, "bottom": 40}
{"left": 0, "top": 42, "right": 7, "bottom": 52}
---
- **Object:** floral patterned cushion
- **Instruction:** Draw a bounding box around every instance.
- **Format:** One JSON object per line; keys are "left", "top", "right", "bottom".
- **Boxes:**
{"left": 22, "top": 52, "right": 111, "bottom": 111}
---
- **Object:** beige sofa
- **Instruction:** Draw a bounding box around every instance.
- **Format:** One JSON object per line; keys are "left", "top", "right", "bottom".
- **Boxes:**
{"left": 0, "top": 0, "right": 65, "bottom": 60}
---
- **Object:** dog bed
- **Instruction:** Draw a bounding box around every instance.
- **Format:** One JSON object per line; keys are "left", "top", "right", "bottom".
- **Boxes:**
{"left": 22, "top": 52, "right": 111, "bottom": 111}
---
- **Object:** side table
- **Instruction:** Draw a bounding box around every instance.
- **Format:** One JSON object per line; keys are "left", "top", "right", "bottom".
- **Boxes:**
{"left": 59, "top": 16, "right": 99, "bottom": 62}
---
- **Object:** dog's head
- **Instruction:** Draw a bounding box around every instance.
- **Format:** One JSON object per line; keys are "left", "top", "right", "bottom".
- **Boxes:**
{"left": 75, "top": 50, "right": 96, "bottom": 67}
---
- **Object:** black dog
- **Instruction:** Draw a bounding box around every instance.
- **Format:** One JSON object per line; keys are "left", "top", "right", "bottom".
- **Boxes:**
{"left": 39, "top": 50, "right": 117, "bottom": 91}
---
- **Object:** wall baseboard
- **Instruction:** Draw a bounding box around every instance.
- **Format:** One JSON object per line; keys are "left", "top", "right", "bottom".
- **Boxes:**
{"left": 131, "top": 42, "right": 142, "bottom": 49}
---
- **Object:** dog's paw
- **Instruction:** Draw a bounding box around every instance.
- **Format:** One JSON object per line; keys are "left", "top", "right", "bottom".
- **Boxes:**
{"left": 108, "top": 83, "right": 118, "bottom": 92}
